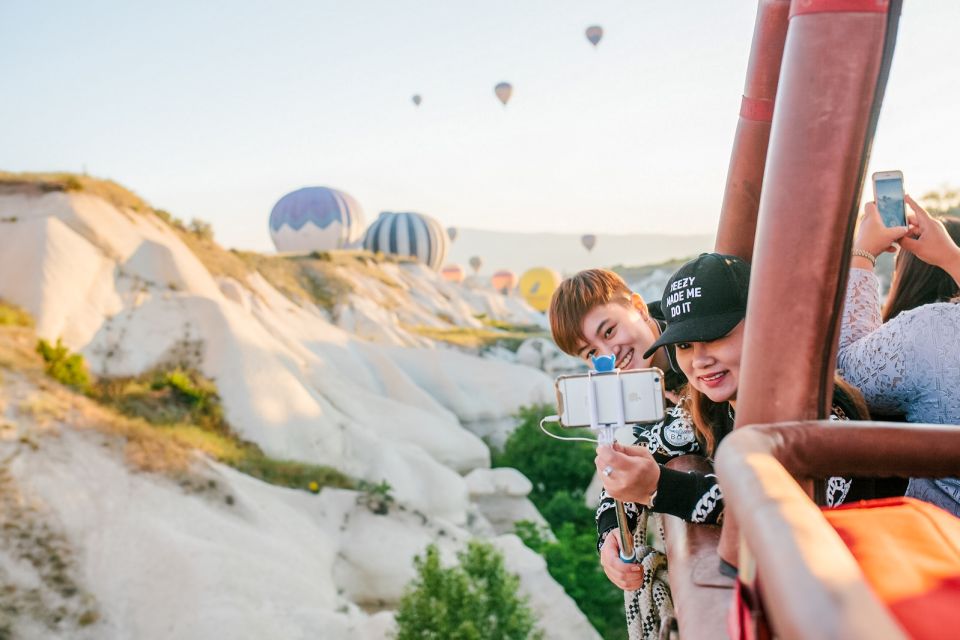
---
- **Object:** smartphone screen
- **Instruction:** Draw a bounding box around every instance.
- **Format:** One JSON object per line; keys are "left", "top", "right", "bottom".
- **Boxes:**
{"left": 874, "top": 175, "right": 906, "bottom": 228}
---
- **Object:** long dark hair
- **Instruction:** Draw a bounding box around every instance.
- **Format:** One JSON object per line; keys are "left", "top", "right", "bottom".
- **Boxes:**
{"left": 683, "top": 376, "right": 869, "bottom": 457}
{"left": 882, "top": 216, "right": 960, "bottom": 322}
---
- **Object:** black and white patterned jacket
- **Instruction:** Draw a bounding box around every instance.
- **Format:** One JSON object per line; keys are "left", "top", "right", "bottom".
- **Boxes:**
{"left": 595, "top": 394, "right": 867, "bottom": 552}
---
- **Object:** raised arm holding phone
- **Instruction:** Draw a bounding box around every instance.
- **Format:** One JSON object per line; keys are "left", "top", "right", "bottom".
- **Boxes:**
{"left": 840, "top": 194, "right": 960, "bottom": 516}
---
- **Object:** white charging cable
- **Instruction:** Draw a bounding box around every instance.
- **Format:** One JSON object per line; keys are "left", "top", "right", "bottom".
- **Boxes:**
{"left": 538, "top": 415, "right": 600, "bottom": 444}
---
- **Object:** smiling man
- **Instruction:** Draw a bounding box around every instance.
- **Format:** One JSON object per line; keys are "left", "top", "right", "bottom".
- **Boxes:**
{"left": 549, "top": 268, "right": 685, "bottom": 395}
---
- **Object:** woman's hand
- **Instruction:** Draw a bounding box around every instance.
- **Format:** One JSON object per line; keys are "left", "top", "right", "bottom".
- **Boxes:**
{"left": 600, "top": 528, "right": 644, "bottom": 590}
{"left": 853, "top": 201, "right": 909, "bottom": 262}
{"left": 595, "top": 443, "right": 660, "bottom": 504}
{"left": 898, "top": 195, "right": 960, "bottom": 277}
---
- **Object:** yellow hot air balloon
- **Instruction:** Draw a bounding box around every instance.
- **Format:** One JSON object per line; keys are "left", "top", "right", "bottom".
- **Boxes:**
{"left": 491, "top": 269, "right": 518, "bottom": 294}
{"left": 441, "top": 264, "right": 465, "bottom": 283}
{"left": 518, "top": 267, "right": 561, "bottom": 312}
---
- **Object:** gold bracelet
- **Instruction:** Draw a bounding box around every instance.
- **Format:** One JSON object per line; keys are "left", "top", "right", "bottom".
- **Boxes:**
{"left": 851, "top": 249, "right": 877, "bottom": 267}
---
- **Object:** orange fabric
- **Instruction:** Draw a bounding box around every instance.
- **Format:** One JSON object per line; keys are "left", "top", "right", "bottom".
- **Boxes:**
{"left": 823, "top": 497, "right": 960, "bottom": 638}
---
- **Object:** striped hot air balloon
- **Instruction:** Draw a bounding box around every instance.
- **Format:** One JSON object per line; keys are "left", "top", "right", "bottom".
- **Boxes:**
{"left": 269, "top": 187, "right": 365, "bottom": 253}
{"left": 441, "top": 264, "right": 465, "bottom": 283}
{"left": 491, "top": 270, "right": 518, "bottom": 294}
{"left": 363, "top": 211, "right": 448, "bottom": 270}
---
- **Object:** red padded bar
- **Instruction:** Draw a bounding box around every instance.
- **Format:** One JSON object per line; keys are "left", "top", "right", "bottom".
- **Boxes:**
{"left": 790, "top": 0, "right": 888, "bottom": 18}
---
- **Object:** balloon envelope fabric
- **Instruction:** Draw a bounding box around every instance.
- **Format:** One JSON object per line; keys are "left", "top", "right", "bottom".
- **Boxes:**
{"left": 363, "top": 211, "right": 448, "bottom": 271}
{"left": 269, "top": 186, "right": 365, "bottom": 253}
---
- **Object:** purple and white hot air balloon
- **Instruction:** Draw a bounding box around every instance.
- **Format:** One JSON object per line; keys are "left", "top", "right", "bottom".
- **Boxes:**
{"left": 269, "top": 187, "right": 365, "bottom": 253}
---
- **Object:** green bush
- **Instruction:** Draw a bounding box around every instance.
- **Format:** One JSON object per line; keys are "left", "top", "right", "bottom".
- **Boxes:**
{"left": 188, "top": 218, "right": 214, "bottom": 241}
{"left": 394, "top": 541, "right": 543, "bottom": 640}
{"left": 0, "top": 300, "right": 33, "bottom": 327}
{"left": 491, "top": 405, "right": 595, "bottom": 506}
{"left": 516, "top": 519, "right": 625, "bottom": 640}
{"left": 98, "top": 367, "right": 225, "bottom": 433}
{"left": 495, "top": 405, "right": 628, "bottom": 640}
{"left": 36, "top": 338, "right": 91, "bottom": 392}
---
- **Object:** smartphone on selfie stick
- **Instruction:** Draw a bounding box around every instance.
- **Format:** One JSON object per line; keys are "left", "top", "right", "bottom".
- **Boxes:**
{"left": 554, "top": 356, "right": 666, "bottom": 563}
{"left": 872, "top": 170, "right": 906, "bottom": 228}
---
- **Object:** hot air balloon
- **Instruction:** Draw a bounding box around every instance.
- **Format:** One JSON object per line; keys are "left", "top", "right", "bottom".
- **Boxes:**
{"left": 269, "top": 186, "right": 365, "bottom": 253}
{"left": 469, "top": 256, "right": 483, "bottom": 274}
{"left": 494, "top": 82, "right": 513, "bottom": 106}
{"left": 518, "top": 267, "right": 561, "bottom": 313}
{"left": 491, "top": 270, "right": 518, "bottom": 294}
{"left": 447, "top": 227, "right": 458, "bottom": 242}
{"left": 581, "top": 234, "right": 597, "bottom": 252}
{"left": 441, "top": 264, "right": 465, "bottom": 283}
{"left": 363, "top": 211, "right": 448, "bottom": 270}
{"left": 412, "top": 94, "right": 422, "bottom": 107}
{"left": 585, "top": 26, "right": 603, "bottom": 47}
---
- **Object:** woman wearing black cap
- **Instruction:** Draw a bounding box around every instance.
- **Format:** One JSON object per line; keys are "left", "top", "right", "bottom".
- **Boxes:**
{"left": 594, "top": 253, "right": 870, "bottom": 591}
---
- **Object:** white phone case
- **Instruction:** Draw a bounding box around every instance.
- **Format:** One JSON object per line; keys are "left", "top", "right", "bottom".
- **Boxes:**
{"left": 554, "top": 368, "right": 666, "bottom": 428}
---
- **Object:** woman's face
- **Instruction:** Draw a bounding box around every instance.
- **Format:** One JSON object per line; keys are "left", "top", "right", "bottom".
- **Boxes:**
{"left": 575, "top": 298, "right": 657, "bottom": 371}
{"left": 675, "top": 320, "right": 745, "bottom": 404}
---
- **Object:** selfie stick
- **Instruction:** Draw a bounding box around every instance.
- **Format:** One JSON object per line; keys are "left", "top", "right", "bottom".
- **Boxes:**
{"left": 588, "top": 355, "right": 637, "bottom": 564}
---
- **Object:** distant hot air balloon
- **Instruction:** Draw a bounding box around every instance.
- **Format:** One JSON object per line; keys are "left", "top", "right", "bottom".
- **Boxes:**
{"left": 269, "top": 186, "right": 365, "bottom": 253}
{"left": 412, "top": 94, "right": 422, "bottom": 107}
{"left": 494, "top": 82, "right": 513, "bottom": 106}
{"left": 441, "top": 264, "right": 465, "bottom": 283}
{"left": 581, "top": 234, "right": 597, "bottom": 252}
{"left": 519, "top": 267, "right": 562, "bottom": 313}
{"left": 491, "top": 270, "right": 518, "bottom": 294}
{"left": 585, "top": 26, "right": 604, "bottom": 47}
{"left": 447, "top": 227, "right": 458, "bottom": 242}
{"left": 469, "top": 256, "right": 483, "bottom": 274}
{"left": 363, "top": 211, "right": 448, "bottom": 270}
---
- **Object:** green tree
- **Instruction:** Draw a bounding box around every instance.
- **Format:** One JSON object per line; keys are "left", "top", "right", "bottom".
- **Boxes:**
{"left": 496, "top": 405, "right": 629, "bottom": 640}
{"left": 491, "top": 404, "right": 596, "bottom": 507}
{"left": 393, "top": 542, "right": 543, "bottom": 640}
{"left": 516, "top": 515, "right": 627, "bottom": 640}
{"left": 920, "top": 185, "right": 960, "bottom": 215}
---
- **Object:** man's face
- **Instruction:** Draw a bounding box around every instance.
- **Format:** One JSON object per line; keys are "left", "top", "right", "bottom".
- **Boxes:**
{"left": 574, "top": 300, "right": 657, "bottom": 371}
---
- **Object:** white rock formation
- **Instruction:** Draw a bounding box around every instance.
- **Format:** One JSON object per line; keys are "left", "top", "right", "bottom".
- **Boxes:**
{"left": 516, "top": 337, "right": 586, "bottom": 378}
{"left": 465, "top": 468, "right": 549, "bottom": 535}
{"left": 0, "top": 188, "right": 598, "bottom": 639}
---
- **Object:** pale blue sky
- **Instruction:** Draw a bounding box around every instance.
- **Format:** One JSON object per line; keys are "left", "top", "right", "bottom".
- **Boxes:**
{"left": 2, "top": 1, "right": 957, "bottom": 252}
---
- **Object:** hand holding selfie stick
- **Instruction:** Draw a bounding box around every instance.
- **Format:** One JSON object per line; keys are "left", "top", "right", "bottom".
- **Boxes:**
{"left": 589, "top": 355, "right": 637, "bottom": 564}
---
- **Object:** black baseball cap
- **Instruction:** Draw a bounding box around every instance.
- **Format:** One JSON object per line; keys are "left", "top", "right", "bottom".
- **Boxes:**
{"left": 642, "top": 253, "right": 750, "bottom": 359}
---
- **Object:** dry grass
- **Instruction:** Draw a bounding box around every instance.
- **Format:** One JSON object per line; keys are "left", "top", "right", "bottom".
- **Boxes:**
{"left": 405, "top": 325, "right": 542, "bottom": 351}
{"left": 172, "top": 228, "right": 252, "bottom": 283}
{"left": 0, "top": 171, "right": 153, "bottom": 213}
{"left": 0, "top": 325, "right": 354, "bottom": 492}
{"left": 234, "top": 250, "right": 401, "bottom": 313}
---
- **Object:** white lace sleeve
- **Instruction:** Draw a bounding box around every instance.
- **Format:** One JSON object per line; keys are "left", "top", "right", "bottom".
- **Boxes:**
{"left": 837, "top": 269, "right": 916, "bottom": 415}
{"left": 838, "top": 268, "right": 883, "bottom": 350}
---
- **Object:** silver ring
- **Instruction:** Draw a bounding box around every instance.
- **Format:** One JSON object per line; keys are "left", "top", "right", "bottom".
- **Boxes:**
{"left": 602, "top": 465, "right": 614, "bottom": 477}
